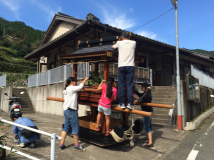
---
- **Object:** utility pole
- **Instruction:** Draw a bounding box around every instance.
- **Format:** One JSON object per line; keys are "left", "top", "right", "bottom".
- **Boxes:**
{"left": 170, "top": 0, "right": 182, "bottom": 130}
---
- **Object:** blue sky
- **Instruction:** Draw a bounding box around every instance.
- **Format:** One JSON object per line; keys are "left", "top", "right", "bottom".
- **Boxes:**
{"left": 0, "top": 0, "right": 213, "bottom": 51}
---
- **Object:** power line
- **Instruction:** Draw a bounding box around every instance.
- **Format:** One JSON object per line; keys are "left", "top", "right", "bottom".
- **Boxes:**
{"left": 0, "top": 6, "right": 47, "bottom": 30}
{"left": 132, "top": 7, "right": 174, "bottom": 32}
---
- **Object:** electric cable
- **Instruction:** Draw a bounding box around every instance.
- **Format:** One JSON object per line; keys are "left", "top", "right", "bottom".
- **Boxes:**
{"left": 132, "top": 7, "right": 174, "bottom": 32}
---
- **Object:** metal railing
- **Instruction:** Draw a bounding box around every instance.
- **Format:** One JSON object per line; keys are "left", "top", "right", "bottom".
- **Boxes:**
{"left": 77, "top": 62, "right": 90, "bottom": 80}
{"left": 28, "top": 64, "right": 73, "bottom": 87}
{"left": 191, "top": 65, "right": 214, "bottom": 89}
{"left": 28, "top": 63, "right": 90, "bottom": 87}
{"left": 0, "top": 74, "right": 6, "bottom": 87}
{"left": 109, "top": 67, "right": 153, "bottom": 85}
{"left": 0, "top": 117, "right": 62, "bottom": 160}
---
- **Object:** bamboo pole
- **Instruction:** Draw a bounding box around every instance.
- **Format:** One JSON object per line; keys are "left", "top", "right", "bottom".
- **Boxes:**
{"left": 46, "top": 97, "right": 173, "bottom": 109}
{"left": 46, "top": 97, "right": 153, "bottom": 117}
{"left": 133, "top": 102, "right": 173, "bottom": 109}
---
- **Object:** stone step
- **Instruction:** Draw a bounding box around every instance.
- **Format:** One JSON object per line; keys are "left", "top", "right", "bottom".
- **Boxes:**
{"left": 153, "top": 95, "right": 177, "bottom": 99}
{"left": 152, "top": 114, "right": 171, "bottom": 119}
{"left": 152, "top": 92, "right": 177, "bottom": 96}
{"left": 133, "top": 117, "right": 170, "bottom": 127}
{"left": 152, "top": 118, "right": 170, "bottom": 125}
{"left": 152, "top": 102, "right": 174, "bottom": 105}
{"left": 19, "top": 101, "right": 33, "bottom": 106}
{"left": 21, "top": 108, "right": 35, "bottom": 113}
{"left": 134, "top": 113, "right": 170, "bottom": 120}
{"left": 151, "top": 86, "right": 177, "bottom": 89}
{"left": 20, "top": 104, "right": 34, "bottom": 108}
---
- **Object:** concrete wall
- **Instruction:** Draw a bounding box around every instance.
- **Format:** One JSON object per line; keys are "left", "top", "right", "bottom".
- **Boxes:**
{"left": 27, "top": 84, "right": 89, "bottom": 117}
{"left": 0, "top": 86, "right": 12, "bottom": 113}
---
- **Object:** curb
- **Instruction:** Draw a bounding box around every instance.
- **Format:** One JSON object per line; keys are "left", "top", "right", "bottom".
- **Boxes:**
{"left": 159, "top": 107, "right": 214, "bottom": 160}
{"left": 184, "top": 107, "right": 214, "bottom": 130}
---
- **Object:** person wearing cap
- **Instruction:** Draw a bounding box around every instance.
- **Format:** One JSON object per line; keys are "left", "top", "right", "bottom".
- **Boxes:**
{"left": 11, "top": 111, "right": 41, "bottom": 148}
{"left": 112, "top": 31, "right": 136, "bottom": 110}
{"left": 133, "top": 83, "right": 153, "bottom": 147}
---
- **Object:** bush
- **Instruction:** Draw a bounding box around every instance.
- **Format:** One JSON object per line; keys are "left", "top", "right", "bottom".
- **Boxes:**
{"left": 0, "top": 133, "right": 14, "bottom": 159}
{"left": 0, "top": 62, "right": 36, "bottom": 74}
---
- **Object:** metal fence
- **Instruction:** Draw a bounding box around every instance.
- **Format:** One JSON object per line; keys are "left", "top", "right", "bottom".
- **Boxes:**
{"left": 0, "top": 117, "right": 62, "bottom": 160}
{"left": 28, "top": 63, "right": 90, "bottom": 87}
{"left": 77, "top": 62, "right": 90, "bottom": 80}
{"left": 191, "top": 65, "right": 214, "bottom": 89}
{"left": 109, "top": 67, "right": 153, "bottom": 85}
{"left": 0, "top": 74, "right": 6, "bottom": 87}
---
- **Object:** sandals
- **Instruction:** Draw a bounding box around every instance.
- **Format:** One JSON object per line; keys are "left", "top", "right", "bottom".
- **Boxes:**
{"left": 96, "top": 126, "right": 101, "bottom": 131}
{"left": 145, "top": 144, "right": 154, "bottom": 147}
{"left": 105, "top": 129, "right": 112, "bottom": 136}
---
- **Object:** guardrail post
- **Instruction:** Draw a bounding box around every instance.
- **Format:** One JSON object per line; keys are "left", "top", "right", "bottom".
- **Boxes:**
{"left": 51, "top": 133, "right": 56, "bottom": 160}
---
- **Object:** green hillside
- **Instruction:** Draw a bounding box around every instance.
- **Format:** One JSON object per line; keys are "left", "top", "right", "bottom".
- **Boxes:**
{"left": 0, "top": 18, "right": 45, "bottom": 74}
{"left": 192, "top": 49, "right": 214, "bottom": 58}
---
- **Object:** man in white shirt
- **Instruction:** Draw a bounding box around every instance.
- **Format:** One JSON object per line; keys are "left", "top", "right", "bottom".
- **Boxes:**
{"left": 112, "top": 31, "right": 136, "bottom": 109}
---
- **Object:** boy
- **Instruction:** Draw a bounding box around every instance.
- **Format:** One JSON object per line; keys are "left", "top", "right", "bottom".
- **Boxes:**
{"left": 112, "top": 31, "right": 136, "bottom": 109}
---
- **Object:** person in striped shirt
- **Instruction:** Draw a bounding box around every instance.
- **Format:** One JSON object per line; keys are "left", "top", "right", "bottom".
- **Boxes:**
{"left": 134, "top": 83, "right": 153, "bottom": 147}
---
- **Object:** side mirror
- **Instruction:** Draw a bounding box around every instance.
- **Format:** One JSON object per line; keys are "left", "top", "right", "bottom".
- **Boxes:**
{"left": 4, "top": 93, "right": 8, "bottom": 96}
{"left": 20, "top": 92, "right": 24, "bottom": 95}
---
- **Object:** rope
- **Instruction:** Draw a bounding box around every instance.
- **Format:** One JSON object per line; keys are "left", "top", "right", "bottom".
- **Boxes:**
{"left": 110, "top": 124, "right": 136, "bottom": 143}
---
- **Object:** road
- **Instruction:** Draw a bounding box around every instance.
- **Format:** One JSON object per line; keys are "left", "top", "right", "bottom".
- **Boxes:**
{"left": 0, "top": 112, "right": 184, "bottom": 160}
{"left": 164, "top": 113, "right": 214, "bottom": 160}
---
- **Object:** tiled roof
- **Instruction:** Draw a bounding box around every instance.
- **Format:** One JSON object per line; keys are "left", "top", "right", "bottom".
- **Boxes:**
{"left": 56, "top": 12, "right": 85, "bottom": 22}
{"left": 72, "top": 45, "right": 116, "bottom": 55}
{"left": 91, "top": 20, "right": 214, "bottom": 62}
{"left": 24, "top": 16, "right": 214, "bottom": 63}
{"left": 24, "top": 21, "right": 87, "bottom": 59}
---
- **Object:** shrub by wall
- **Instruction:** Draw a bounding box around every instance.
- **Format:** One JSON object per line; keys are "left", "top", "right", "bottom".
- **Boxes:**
{"left": 0, "top": 73, "right": 30, "bottom": 87}
{"left": 0, "top": 62, "right": 36, "bottom": 74}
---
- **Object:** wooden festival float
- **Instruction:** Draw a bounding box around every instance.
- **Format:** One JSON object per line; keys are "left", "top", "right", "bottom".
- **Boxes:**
{"left": 47, "top": 36, "right": 173, "bottom": 147}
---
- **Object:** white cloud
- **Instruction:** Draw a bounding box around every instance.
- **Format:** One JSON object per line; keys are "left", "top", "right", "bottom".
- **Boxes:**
{"left": 31, "top": 0, "right": 61, "bottom": 22}
{"left": 100, "top": 5, "right": 135, "bottom": 30}
{"left": 129, "top": 8, "right": 134, "bottom": 12}
{"left": 0, "top": 0, "right": 61, "bottom": 22}
{"left": 137, "top": 31, "right": 157, "bottom": 39}
{"left": 0, "top": 0, "right": 20, "bottom": 19}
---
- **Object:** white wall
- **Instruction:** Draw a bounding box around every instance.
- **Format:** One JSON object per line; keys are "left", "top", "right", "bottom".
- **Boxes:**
{"left": 49, "top": 22, "right": 75, "bottom": 42}
{"left": 0, "top": 86, "right": 12, "bottom": 113}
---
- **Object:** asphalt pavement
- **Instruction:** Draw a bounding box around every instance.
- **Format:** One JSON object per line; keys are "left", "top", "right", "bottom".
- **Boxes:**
{"left": 164, "top": 113, "right": 214, "bottom": 160}
{"left": 0, "top": 112, "right": 186, "bottom": 160}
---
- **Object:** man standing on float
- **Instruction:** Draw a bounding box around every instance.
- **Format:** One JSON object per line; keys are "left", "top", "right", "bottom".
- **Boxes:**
{"left": 112, "top": 31, "right": 136, "bottom": 109}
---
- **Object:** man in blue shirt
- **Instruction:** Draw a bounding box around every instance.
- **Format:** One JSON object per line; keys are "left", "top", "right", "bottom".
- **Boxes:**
{"left": 11, "top": 111, "right": 41, "bottom": 148}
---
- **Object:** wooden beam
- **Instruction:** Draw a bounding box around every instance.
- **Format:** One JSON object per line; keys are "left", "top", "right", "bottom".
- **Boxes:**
{"left": 95, "top": 63, "right": 98, "bottom": 75}
{"left": 73, "top": 64, "right": 77, "bottom": 78}
{"left": 46, "top": 97, "right": 173, "bottom": 109}
{"left": 104, "top": 59, "right": 109, "bottom": 80}
{"left": 46, "top": 97, "right": 154, "bottom": 117}
{"left": 101, "top": 112, "right": 106, "bottom": 134}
